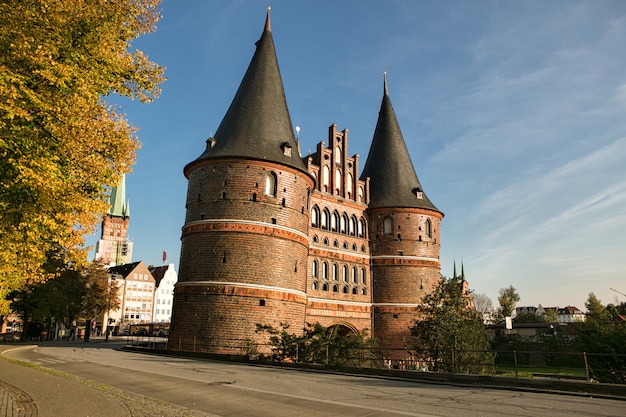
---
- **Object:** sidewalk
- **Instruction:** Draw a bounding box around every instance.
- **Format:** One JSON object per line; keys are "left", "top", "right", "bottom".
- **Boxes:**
{"left": 0, "top": 346, "right": 128, "bottom": 417}
{"left": 0, "top": 342, "right": 211, "bottom": 417}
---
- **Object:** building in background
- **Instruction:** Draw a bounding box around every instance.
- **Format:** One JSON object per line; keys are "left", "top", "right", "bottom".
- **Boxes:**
{"left": 149, "top": 263, "right": 177, "bottom": 323}
{"left": 95, "top": 175, "right": 133, "bottom": 266}
{"left": 106, "top": 261, "right": 155, "bottom": 334}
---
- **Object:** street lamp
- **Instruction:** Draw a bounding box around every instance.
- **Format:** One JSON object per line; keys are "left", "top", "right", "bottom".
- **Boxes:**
{"left": 105, "top": 277, "right": 116, "bottom": 342}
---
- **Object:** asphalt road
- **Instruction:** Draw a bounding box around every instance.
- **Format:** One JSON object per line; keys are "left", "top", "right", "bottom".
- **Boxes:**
{"left": 4, "top": 342, "right": 624, "bottom": 417}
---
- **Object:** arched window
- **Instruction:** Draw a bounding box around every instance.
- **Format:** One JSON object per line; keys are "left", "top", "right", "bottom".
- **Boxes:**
{"left": 357, "top": 186, "right": 364, "bottom": 203}
{"left": 264, "top": 171, "right": 277, "bottom": 196}
{"left": 346, "top": 173, "right": 353, "bottom": 199}
{"left": 340, "top": 213, "right": 348, "bottom": 234}
{"left": 332, "top": 263, "right": 338, "bottom": 280}
{"left": 350, "top": 215, "right": 357, "bottom": 236}
{"left": 351, "top": 267, "right": 357, "bottom": 283}
{"left": 352, "top": 287, "right": 357, "bottom": 295}
{"left": 321, "top": 208, "right": 330, "bottom": 229}
{"left": 322, "top": 262, "right": 329, "bottom": 280}
{"left": 331, "top": 211, "right": 339, "bottom": 232}
{"left": 312, "top": 282, "right": 318, "bottom": 290}
{"left": 311, "top": 205, "right": 320, "bottom": 227}
{"left": 312, "top": 260, "right": 319, "bottom": 278}
{"left": 332, "top": 285, "right": 339, "bottom": 293}
{"left": 425, "top": 218, "right": 432, "bottom": 238}
{"left": 383, "top": 216, "right": 393, "bottom": 235}
{"left": 359, "top": 217, "right": 367, "bottom": 238}
{"left": 322, "top": 283, "right": 329, "bottom": 291}
{"left": 342, "top": 265, "right": 348, "bottom": 282}
{"left": 335, "top": 169, "right": 342, "bottom": 194}
{"left": 343, "top": 286, "right": 348, "bottom": 294}
{"left": 322, "top": 166, "right": 330, "bottom": 193}
{"left": 360, "top": 268, "right": 366, "bottom": 284}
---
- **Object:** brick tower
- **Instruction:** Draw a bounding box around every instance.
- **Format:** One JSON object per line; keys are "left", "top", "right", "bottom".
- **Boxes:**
{"left": 360, "top": 75, "right": 444, "bottom": 356}
{"left": 94, "top": 174, "right": 133, "bottom": 266}
{"left": 168, "top": 11, "right": 314, "bottom": 354}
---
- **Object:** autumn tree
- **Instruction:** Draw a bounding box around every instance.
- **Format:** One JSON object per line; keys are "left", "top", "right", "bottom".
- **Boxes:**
{"left": 410, "top": 276, "right": 495, "bottom": 373}
{"left": 9, "top": 258, "right": 118, "bottom": 341}
{"left": 80, "top": 261, "right": 120, "bottom": 342}
{"left": 495, "top": 285, "right": 520, "bottom": 322}
{"left": 0, "top": 0, "right": 165, "bottom": 315}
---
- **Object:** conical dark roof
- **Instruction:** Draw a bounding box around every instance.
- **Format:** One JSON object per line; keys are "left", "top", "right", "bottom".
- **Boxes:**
{"left": 360, "top": 76, "right": 441, "bottom": 213}
{"left": 187, "top": 11, "right": 306, "bottom": 173}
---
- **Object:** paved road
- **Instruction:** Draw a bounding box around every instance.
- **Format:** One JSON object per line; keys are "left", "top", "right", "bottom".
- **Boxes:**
{"left": 3, "top": 342, "right": 625, "bottom": 417}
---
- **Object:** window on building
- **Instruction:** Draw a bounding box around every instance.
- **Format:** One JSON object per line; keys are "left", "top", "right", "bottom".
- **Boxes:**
{"left": 312, "top": 260, "right": 319, "bottom": 278}
{"left": 321, "top": 208, "right": 330, "bottom": 229}
{"left": 322, "top": 262, "right": 329, "bottom": 280}
{"left": 359, "top": 217, "right": 367, "bottom": 238}
{"left": 264, "top": 171, "right": 277, "bottom": 196}
{"left": 383, "top": 216, "right": 393, "bottom": 235}
{"left": 425, "top": 218, "right": 432, "bottom": 238}
{"left": 332, "top": 263, "right": 338, "bottom": 280}
{"left": 322, "top": 165, "right": 330, "bottom": 193}
{"left": 331, "top": 211, "right": 339, "bottom": 232}
{"left": 342, "top": 265, "right": 348, "bottom": 282}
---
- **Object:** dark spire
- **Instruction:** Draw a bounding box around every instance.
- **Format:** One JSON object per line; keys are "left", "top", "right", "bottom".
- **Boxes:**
{"left": 265, "top": 5, "right": 271, "bottom": 32}
{"left": 187, "top": 9, "right": 306, "bottom": 174}
{"left": 360, "top": 75, "right": 441, "bottom": 212}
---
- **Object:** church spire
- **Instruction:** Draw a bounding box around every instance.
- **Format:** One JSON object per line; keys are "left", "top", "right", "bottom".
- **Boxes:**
{"left": 360, "top": 74, "right": 441, "bottom": 212}
{"left": 187, "top": 8, "right": 306, "bottom": 175}
{"left": 265, "top": 5, "right": 271, "bottom": 32}
{"left": 108, "top": 174, "right": 129, "bottom": 217}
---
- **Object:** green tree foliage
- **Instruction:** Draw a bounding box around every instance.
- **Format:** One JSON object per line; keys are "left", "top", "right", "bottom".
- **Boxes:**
{"left": 0, "top": 0, "right": 165, "bottom": 315}
{"left": 576, "top": 293, "right": 626, "bottom": 383}
{"left": 496, "top": 285, "right": 520, "bottom": 322}
{"left": 255, "top": 322, "right": 376, "bottom": 367}
{"left": 9, "top": 258, "right": 119, "bottom": 341}
{"left": 409, "top": 276, "right": 495, "bottom": 374}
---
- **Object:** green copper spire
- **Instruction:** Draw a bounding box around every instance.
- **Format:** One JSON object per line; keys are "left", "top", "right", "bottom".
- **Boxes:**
{"left": 108, "top": 174, "right": 129, "bottom": 217}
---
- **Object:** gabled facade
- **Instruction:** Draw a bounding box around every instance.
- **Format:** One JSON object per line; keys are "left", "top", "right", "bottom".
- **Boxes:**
{"left": 149, "top": 264, "right": 178, "bottom": 323}
{"left": 107, "top": 261, "right": 156, "bottom": 331}
{"left": 168, "top": 10, "right": 445, "bottom": 356}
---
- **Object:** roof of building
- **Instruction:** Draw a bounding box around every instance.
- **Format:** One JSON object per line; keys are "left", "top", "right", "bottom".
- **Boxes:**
{"left": 186, "top": 10, "right": 307, "bottom": 175}
{"left": 360, "top": 75, "right": 441, "bottom": 213}
{"left": 558, "top": 305, "right": 584, "bottom": 314}
{"left": 148, "top": 265, "right": 169, "bottom": 287}
{"left": 107, "top": 261, "right": 142, "bottom": 278}
{"left": 108, "top": 174, "right": 129, "bottom": 217}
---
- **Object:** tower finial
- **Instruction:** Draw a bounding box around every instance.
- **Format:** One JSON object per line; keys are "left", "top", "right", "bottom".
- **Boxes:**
{"left": 383, "top": 71, "right": 388, "bottom": 96}
{"left": 265, "top": 2, "right": 271, "bottom": 32}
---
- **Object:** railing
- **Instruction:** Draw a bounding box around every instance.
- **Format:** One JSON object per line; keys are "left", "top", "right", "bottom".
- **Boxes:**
{"left": 129, "top": 336, "right": 626, "bottom": 385}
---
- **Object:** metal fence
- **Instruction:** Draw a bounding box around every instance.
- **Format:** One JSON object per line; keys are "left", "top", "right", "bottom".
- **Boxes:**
{"left": 127, "top": 335, "right": 625, "bottom": 384}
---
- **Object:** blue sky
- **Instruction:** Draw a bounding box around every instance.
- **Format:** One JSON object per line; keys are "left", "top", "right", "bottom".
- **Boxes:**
{"left": 87, "top": 0, "right": 626, "bottom": 311}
